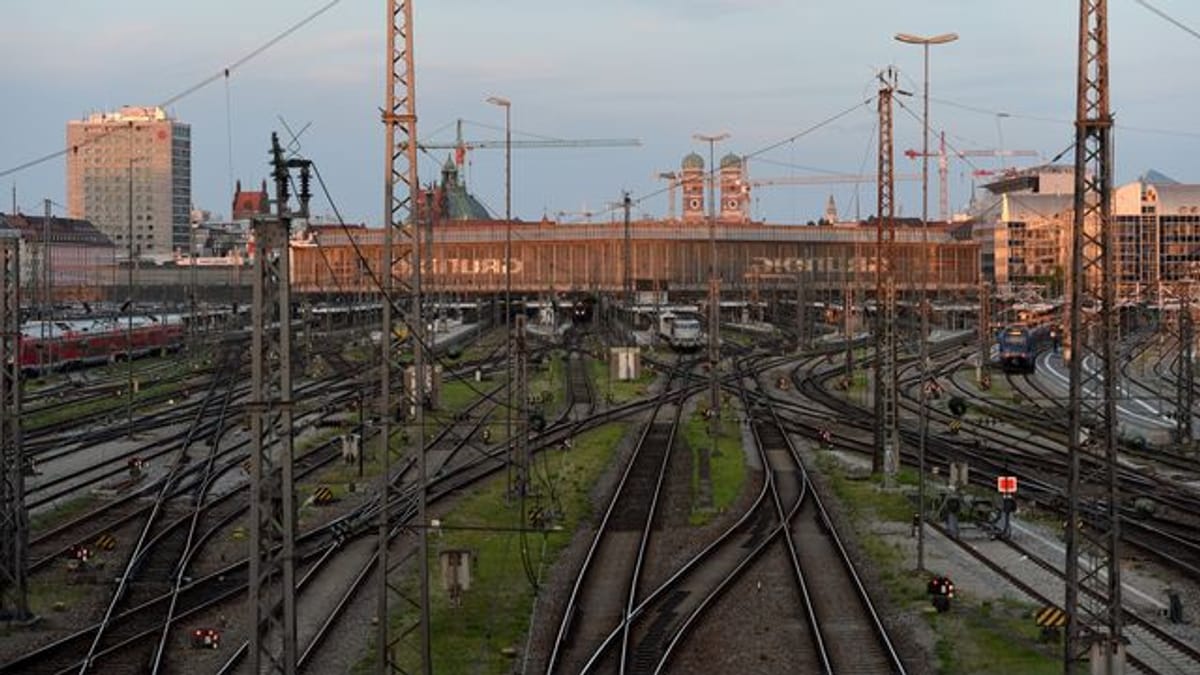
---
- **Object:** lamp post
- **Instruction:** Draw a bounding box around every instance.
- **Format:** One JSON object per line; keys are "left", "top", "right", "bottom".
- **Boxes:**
{"left": 486, "top": 95, "right": 515, "bottom": 494}
{"left": 895, "top": 31, "right": 957, "bottom": 572}
{"left": 126, "top": 122, "right": 138, "bottom": 440}
{"left": 693, "top": 131, "right": 728, "bottom": 509}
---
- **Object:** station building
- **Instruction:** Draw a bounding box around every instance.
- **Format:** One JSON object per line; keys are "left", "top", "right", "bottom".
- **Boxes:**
{"left": 290, "top": 154, "right": 982, "bottom": 301}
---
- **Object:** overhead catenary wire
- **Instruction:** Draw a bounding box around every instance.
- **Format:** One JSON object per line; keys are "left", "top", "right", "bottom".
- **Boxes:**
{"left": 1135, "top": 0, "right": 1200, "bottom": 42}
{"left": 308, "top": 160, "right": 529, "bottom": 416}
{"left": 581, "top": 95, "right": 881, "bottom": 220}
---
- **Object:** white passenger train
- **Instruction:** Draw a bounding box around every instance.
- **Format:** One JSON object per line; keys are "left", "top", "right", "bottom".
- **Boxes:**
{"left": 658, "top": 312, "right": 703, "bottom": 351}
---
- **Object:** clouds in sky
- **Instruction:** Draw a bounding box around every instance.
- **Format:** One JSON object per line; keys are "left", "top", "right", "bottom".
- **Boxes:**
{"left": 2, "top": 1, "right": 1199, "bottom": 225}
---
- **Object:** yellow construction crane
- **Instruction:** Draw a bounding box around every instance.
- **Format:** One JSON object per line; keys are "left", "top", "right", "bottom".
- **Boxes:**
{"left": 420, "top": 119, "right": 640, "bottom": 168}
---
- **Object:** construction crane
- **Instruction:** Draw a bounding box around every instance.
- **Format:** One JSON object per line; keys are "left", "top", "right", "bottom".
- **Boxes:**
{"left": 654, "top": 173, "right": 919, "bottom": 223}
{"left": 904, "top": 132, "right": 1038, "bottom": 221}
{"left": 420, "top": 119, "right": 640, "bottom": 168}
{"left": 657, "top": 171, "right": 678, "bottom": 220}
{"left": 553, "top": 209, "right": 601, "bottom": 223}
{"left": 745, "top": 173, "right": 920, "bottom": 187}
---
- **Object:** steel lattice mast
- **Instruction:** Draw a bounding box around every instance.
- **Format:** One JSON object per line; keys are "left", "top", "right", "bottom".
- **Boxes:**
{"left": 874, "top": 68, "right": 900, "bottom": 477}
{"left": 1176, "top": 281, "right": 1195, "bottom": 449}
{"left": 977, "top": 281, "right": 990, "bottom": 386}
{"left": 379, "top": 0, "right": 430, "bottom": 672}
{"left": 1064, "top": 1, "right": 1124, "bottom": 671}
{"left": 0, "top": 231, "right": 29, "bottom": 624}
{"left": 249, "top": 133, "right": 309, "bottom": 674}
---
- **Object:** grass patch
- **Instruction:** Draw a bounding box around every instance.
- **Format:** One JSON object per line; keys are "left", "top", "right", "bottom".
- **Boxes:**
{"left": 928, "top": 600, "right": 1059, "bottom": 674}
{"left": 25, "top": 374, "right": 195, "bottom": 431}
{"left": 681, "top": 407, "right": 745, "bottom": 525}
{"left": 814, "top": 454, "right": 1058, "bottom": 674}
{"left": 28, "top": 494, "right": 98, "bottom": 532}
{"left": 24, "top": 574, "right": 91, "bottom": 619}
{"left": 353, "top": 422, "right": 630, "bottom": 674}
{"left": 587, "top": 356, "right": 656, "bottom": 405}
{"left": 440, "top": 379, "right": 485, "bottom": 415}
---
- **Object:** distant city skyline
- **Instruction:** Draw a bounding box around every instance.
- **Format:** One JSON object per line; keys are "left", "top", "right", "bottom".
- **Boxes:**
{"left": 4, "top": 1, "right": 1200, "bottom": 226}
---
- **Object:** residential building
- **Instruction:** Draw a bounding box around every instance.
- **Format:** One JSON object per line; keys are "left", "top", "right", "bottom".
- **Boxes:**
{"left": 66, "top": 106, "right": 191, "bottom": 257}
{"left": 0, "top": 212, "right": 116, "bottom": 302}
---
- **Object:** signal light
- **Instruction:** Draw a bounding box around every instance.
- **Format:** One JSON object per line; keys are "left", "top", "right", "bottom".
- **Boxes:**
{"left": 191, "top": 628, "right": 221, "bottom": 649}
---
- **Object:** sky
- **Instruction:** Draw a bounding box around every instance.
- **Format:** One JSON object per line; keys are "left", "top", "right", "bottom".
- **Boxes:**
{"left": 3, "top": 0, "right": 1200, "bottom": 227}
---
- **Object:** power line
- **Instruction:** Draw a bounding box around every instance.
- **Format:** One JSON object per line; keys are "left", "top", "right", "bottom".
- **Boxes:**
{"left": 0, "top": 0, "right": 346, "bottom": 180}
{"left": 1135, "top": 0, "right": 1200, "bottom": 41}
{"left": 931, "top": 95, "right": 1200, "bottom": 140}
{"left": 307, "top": 161, "right": 527, "bottom": 416}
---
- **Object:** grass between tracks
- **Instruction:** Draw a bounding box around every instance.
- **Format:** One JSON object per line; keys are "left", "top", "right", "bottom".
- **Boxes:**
{"left": 814, "top": 453, "right": 1058, "bottom": 674}
{"left": 353, "top": 422, "right": 630, "bottom": 674}
{"left": 586, "top": 355, "right": 656, "bottom": 404}
{"left": 682, "top": 405, "right": 745, "bottom": 526}
{"left": 25, "top": 353, "right": 208, "bottom": 430}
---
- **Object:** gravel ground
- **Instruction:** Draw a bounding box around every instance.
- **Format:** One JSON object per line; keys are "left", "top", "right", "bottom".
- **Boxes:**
{"left": 638, "top": 394, "right": 762, "bottom": 600}
{"left": 793, "top": 440, "right": 938, "bottom": 674}
{"left": 665, "top": 540, "right": 816, "bottom": 675}
{"left": 521, "top": 411, "right": 644, "bottom": 673}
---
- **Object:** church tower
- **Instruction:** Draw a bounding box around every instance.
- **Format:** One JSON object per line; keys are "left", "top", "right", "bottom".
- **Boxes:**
{"left": 824, "top": 194, "right": 839, "bottom": 224}
{"left": 680, "top": 152, "right": 705, "bottom": 222}
{"left": 719, "top": 153, "right": 749, "bottom": 223}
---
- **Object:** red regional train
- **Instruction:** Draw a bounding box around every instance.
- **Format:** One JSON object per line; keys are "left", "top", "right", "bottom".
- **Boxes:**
{"left": 19, "top": 315, "right": 184, "bottom": 373}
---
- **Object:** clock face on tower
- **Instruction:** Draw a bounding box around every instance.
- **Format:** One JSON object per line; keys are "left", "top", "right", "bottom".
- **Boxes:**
{"left": 689, "top": 198, "right": 701, "bottom": 210}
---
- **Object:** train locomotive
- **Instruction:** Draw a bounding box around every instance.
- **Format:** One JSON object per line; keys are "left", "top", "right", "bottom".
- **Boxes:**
{"left": 19, "top": 315, "right": 184, "bottom": 374}
{"left": 996, "top": 323, "right": 1055, "bottom": 374}
{"left": 571, "top": 297, "right": 595, "bottom": 324}
{"left": 658, "top": 312, "right": 703, "bottom": 351}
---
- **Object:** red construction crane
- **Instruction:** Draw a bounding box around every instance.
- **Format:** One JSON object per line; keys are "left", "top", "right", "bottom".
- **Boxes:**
{"left": 904, "top": 132, "right": 1037, "bottom": 221}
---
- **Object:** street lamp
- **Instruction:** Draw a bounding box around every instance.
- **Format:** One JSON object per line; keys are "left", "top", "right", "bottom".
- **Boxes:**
{"left": 693, "top": 131, "right": 728, "bottom": 510}
{"left": 895, "top": 31, "right": 957, "bottom": 572}
{"left": 126, "top": 122, "right": 143, "bottom": 440}
{"left": 486, "top": 95, "right": 514, "bottom": 494}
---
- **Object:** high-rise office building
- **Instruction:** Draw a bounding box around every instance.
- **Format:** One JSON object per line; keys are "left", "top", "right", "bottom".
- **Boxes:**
{"left": 66, "top": 106, "right": 191, "bottom": 258}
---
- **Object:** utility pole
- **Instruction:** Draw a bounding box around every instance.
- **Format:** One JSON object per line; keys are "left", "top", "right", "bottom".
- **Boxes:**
{"left": 42, "top": 201, "right": 53, "bottom": 370}
{"left": 622, "top": 191, "right": 633, "bottom": 305}
{"left": 1176, "top": 279, "right": 1194, "bottom": 449}
{"left": 1064, "top": 1, "right": 1124, "bottom": 671}
{"left": 693, "top": 132, "right": 728, "bottom": 510}
{"left": 844, "top": 245, "right": 856, "bottom": 383}
{"left": 379, "top": 1, "right": 430, "bottom": 673}
{"left": 248, "top": 133, "right": 307, "bottom": 674}
{"left": 189, "top": 218, "right": 198, "bottom": 345}
{"left": 513, "top": 314, "right": 529, "bottom": 497}
{"left": 874, "top": 68, "right": 900, "bottom": 477}
{"left": 795, "top": 269, "right": 806, "bottom": 352}
{"left": 977, "top": 281, "right": 990, "bottom": 386}
{"left": 0, "top": 230, "right": 30, "bottom": 624}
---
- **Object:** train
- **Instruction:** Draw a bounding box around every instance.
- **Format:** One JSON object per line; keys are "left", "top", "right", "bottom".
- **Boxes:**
{"left": 19, "top": 315, "right": 185, "bottom": 374}
{"left": 572, "top": 297, "right": 595, "bottom": 324}
{"left": 658, "top": 312, "right": 703, "bottom": 351}
{"left": 996, "top": 323, "right": 1056, "bottom": 373}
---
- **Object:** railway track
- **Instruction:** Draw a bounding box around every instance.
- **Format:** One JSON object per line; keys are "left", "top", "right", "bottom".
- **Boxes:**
{"left": 549, "top": 354, "right": 904, "bottom": 674}
{"left": 545, "top": 364, "right": 686, "bottom": 674}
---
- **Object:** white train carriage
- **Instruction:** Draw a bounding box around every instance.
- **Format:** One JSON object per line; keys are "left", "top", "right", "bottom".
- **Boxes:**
{"left": 658, "top": 312, "right": 703, "bottom": 351}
